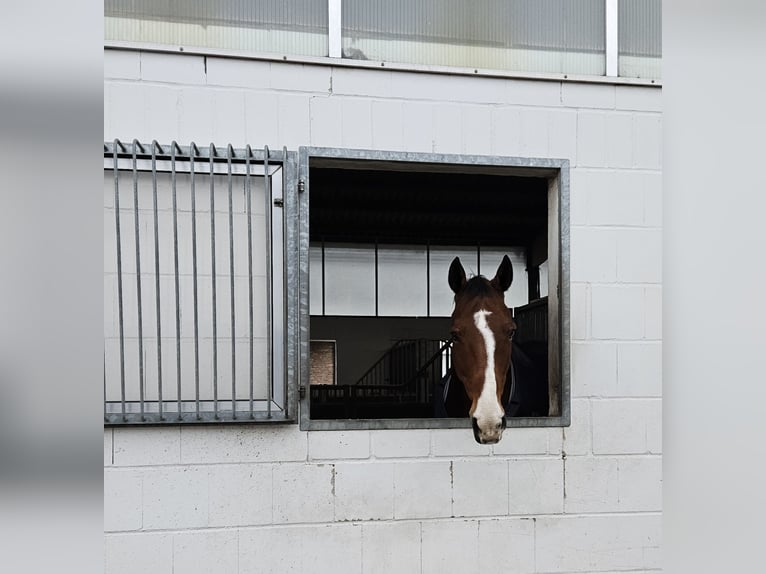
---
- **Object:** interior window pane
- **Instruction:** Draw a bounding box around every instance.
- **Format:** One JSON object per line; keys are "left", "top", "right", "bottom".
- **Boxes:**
{"left": 428, "top": 246, "right": 479, "bottom": 317}
{"left": 479, "top": 248, "right": 529, "bottom": 309}
{"left": 619, "top": 0, "right": 662, "bottom": 79}
{"left": 323, "top": 243, "right": 376, "bottom": 316}
{"left": 377, "top": 245, "right": 428, "bottom": 317}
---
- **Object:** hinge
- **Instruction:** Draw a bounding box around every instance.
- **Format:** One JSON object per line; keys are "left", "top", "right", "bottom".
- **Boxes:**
{"left": 298, "top": 179, "right": 306, "bottom": 193}
{"left": 273, "top": 198, "right": 284, "bottom": 207}
{"left": 299, "top": 385, "right": 306, "bottom": 399}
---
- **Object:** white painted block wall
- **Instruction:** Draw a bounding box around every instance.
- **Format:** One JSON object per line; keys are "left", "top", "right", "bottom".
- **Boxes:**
{"left": 104, "top": 49, "right": 662, "bottom": 574}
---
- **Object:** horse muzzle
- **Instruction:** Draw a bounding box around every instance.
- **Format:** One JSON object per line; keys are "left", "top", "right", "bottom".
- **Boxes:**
{"left": 472, "top": 415, "right": 507, "bottom": 444}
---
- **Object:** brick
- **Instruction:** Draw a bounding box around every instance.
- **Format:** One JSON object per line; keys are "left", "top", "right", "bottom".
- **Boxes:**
{"left": 616, "top": 86, "right": 662, "bottom": 112}
{"left": 490, "top": 106, "right": 522, "bottom": 156}
{"left": 644, "top": 286, "right": 662, "bottom": 339}
{"left": 570, "top": 227, "right": 617, "bottom": 282}
{"left": 508, "top": 458, "right": 564, "bottom": 514}
{"left": 633, "top": 114, "right": 662, "bottom": 169}
{"left": 431, "top": 428, "right": 493, "bottom": 457}
{"left": 519, "top": 108, "right": 549, "bottom": 157}
{"left": 606, "top": 113, "right": 634, "bottom": 167}
{"left": 592, "top": 398, "right": 662, "bottom": 454}
{"left": 308, "top": 430, "right": 370, "bottom": 460}
{"left": 104, "top": 50, "right": 140, "bottom": 80}
{"left": 402, "top": 101, "right": 434, "bottom": 152}
{"left": 619, "top": 456, "right": 662, "bottom": 511}
{"left": 371, "top": 99, "right": 404, "bottom": 151}
{"left": 105, "top": 533, "right": 172, "bottom": 574}
{"left": 394, "top": 461, "right": 452, "bottom": 519}
{"left": 239, "top": 524, "right": 362, "bottom": 574}
{"left": 205, "top": 57, "right": 270, "bottom": 89}
{"left": 335, "top": 462, "right": 395, "bottom": 521}
{"left": 362, "top": 522, "right": 421, "bottom": 574}
{"left": 571, "top": 342, "right": 617, "bottom": 397}
{"left": 570, "top": 282, "right": 589, "bottom": 340}
{"left": 562, "top": 82, "right": 615, "bottom": 109}
{"left": 576, "top": 112, "right": 606, "bottom": 167}
{"left": 548, "top": 110, "right": 578, "bottom": 161}
{"left": 563, "top": 398, "right": 591, "bottom": 455}
{"left": 104, "top": 470, "right": 142, "bottom": 532}
{"left": 113, "top": 427, "right": 180, "bottom": 466}
{"left": 371, "top": 429, "right": 430, "bottom": 458}
{"left": 591, "top": 285, "right": 644, "bottom": 340}
{"left": 172, "top": 530, "right": 237, "bottom": 574}
{"left": 478, "top": 518, "right": 535, "bottom": 574}
{"left": 272, "top": 463, "right": 334, "bottom": 523}
{"left": 180, "top": 425, "right": 306, "bottom": 464}
{"left": 564, "top": 456, "right": 619, "bottom": 513}
{"left": 141, "top": 52, "right": 205, "bottom": 84}
{"left": 270, "top": 62, "right": 331, "bottom": 93}
{"left": 536, "top": 514, "right": 661, "bottom": 572}
{"left": 452, "top": 460, "right": 508, "bottom": 517}
{"left": 143, "top": 467, "right": 208, "bottom": 530}
{"left": 421, "top": 520, "right": 478, "bottom": 574}
{"left": 462, "top": 105, "right": 492, "bottom": 155}
{"left": 104, "top": 429, "right": 113, "bottom": 465}
{"left": 208, "top": 464, "right": 272, "bottom": 527}
{"left": 618, "top": 342, "right": 662, "bottom": 397}
{"left": 617, "top": 228, "right": 662, "bottom": 283}
{"left": 491, "top": 427, "right": 550, "bottom": 455}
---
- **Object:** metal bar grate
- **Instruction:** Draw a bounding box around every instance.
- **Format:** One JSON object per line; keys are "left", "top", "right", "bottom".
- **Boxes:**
{"left": 103, "top": 139, "right": 291, "bottom": 425}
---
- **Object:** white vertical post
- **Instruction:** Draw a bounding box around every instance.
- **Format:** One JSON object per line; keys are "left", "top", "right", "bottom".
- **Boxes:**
{"left": 605, "top": 0, "right": 619, "bottom": 76}
{"left": 328, "top": 0, "right": 342, "bottom": 58}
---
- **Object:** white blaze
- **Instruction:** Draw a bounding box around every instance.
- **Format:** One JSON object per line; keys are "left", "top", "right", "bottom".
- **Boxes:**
{"left": 472, "top": 310, "right": 505, "bottom": 434}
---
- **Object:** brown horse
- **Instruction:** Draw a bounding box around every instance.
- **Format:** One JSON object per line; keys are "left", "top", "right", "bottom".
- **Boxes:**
{"left": 448, "top": 255, "right": 516, "bottom": 444}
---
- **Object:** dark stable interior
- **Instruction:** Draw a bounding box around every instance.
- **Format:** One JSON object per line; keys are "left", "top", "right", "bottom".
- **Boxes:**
{"left": 308, "top": 162, "right": 550, "bottom": 420}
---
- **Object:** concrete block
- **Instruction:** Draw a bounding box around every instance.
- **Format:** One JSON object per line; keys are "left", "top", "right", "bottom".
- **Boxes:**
{"left": 576, "top": 112, "right": 606, "bottom": 167}
{"left": 371, "top": 429, "right": 430, "bottom": 458}
{"left": 172, "top": 530, "right": 237, "bottom": 574}
{"left": 272, "top": 463, "right": 334, "bottom": 523}
{"left": 212, "top": 90, "right": 247, "bottom": 146}
{"left": 447, "top": 74, "right": 507, "bottom": 105}
{"left": 371, "top": 99, "right": 404, "bottom": 151}
{"left": 388, "top": 71, "right": 449, "bottom": 101}
{"left": 433, "top": 103, "right": 462, "bottom": 154}
{"left": 616, "top": 86, "right": 662, "bottom": 112}
{"left": 394, "top": 461, "right": 452, "bottom": 519}
{"left": 519, "top": 108, "right": 550, "bottom": 157}
{"left": 113, "top": 427, "right": 180, "bottom": 466}
{"left": 643, "top": 171, "right": 663, "bottom": 227}
{"left": 104, "top": 429, "right": 113, "bottom": 465}
{"left": 562, "top": 82, "right": 615, "bottom": 109}
{"left": 570, "top": 282, "right": 589, "bottom": 340}
{"left": 141, "top": 52, "right": 205, "bottom": 85}
{"left": 633, "top": 114, "right": 662, "bottom": 169}
{"left": 585, "top": 170, "right": 645, "bottom": 227}
{"left": 105, "top": 533, "right": 172, "bottom": 574}
{"left": 180, "top": 425, "right": 306, "bottom": 464}
{"left": 478, "top": 518, "right": 535, "bottom": 574}
{"left": 107, "top": 82, "right": 147, "bottom": 141}
{"left": 591, "top": 285, "right": 645, "bottom": 340}
{"left": 104, "top": 50, "right": 141, "bottom": 80}
{"left": 461, "top": 105, "right": 492, "bottom": 155}
{"left": 569, "top": 169, "right": 588, "bottom": 225}
{"left": 644, "top": 286, "right": 662, "bottom": 340}
{"left": 571, "top": 342, "right": 617, "bottom": 397}
{"left": 618, "top": 342, "right": 662, "bottom": 397}
{"left": 619, "top": 456, "right": 662, "bottom": 511}
{"left": 104, "top": 469, "right": 142, "bottom": 532}
{"left": 505, "top": 78, "right": 562, "bottom": 107}
{"left": 452, "top": 460, "right": 508, "bottom": 517}
{"left": 606, "top": 113, "right": 634, "bottom": 167}
{"left": 536, "top": 514, "right": 661, "bottom": 572}
{"left": 277, "top": 94, "right": 311, "bottom": 149}
{"left": 401, "top": 101, "right": 434, "bottom": 152}
{"left": 362, "top": 522, "right": 421, "bottom": 574}
{"left": 208, "top": 464, "right": 272, "bottom": 527}
{"left": 617, "top": 228, "right": 662, "bottom": 283}
{"left": 335, "top": 462, "right": 395, "bottom": 521}
{"left": 563, "top": 398, "right": 591, "bottom": 455}
{"left": 431, "top": 428, "right": 493, "bottom": 457}
{"left": 239, "top": 524, "right": 362, "bottom": 574}
{"left": 333, "top": 67, "right": 392, "bottom": 97}
{"left": 205, "top": 57, "right": 270, "bottom": 89}
{"left": 592, "top": 398, "right": 662, "bottom": 454}
{"left": 421, "top": 520, "right": 478, "bottom": 574}
{"left": 177, "top": 88, "right": 215, "bottom": 144}
{"left": 508, "top": 457, "right": 564, "bottom": 515}
{"left": 570, "top": 227, "right": 617, "bottom": 282}
{"left": 341, "top": 98, "right": 373, "bottom": 148}
{"left": 142, "top": 466, "right": 208, "bottom": 530}
{"left": 270, "top": 62, "right": 331, "bottom": 93}
{"left": 308, "top": 430, "right": 370, "bottom": 460}
{"left": 141, "top": 84, "right": 181, "bottom": 145}
{"left": 548, "top": 109, "right": 578, "bottom": 161}
{"left": 490, "top": 106, "right": 522, "bottom": 156}
{"left": 491, "top": 427, "right": 550, "bottom": 455}
{"left": 564, "top": 456, "right": 619, "bottom": 513}
{"left": 245, "top": 91, "right": 280, "bottom": 145}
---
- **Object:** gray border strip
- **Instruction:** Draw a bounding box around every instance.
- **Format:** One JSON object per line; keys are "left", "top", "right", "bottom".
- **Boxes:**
{"left": 298, "top": 147, "right": 570, "bottom": 430}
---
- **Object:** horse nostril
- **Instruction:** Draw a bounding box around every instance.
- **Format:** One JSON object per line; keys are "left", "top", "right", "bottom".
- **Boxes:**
{"left": 501, "top": 416, "right": 507, "bottom": 430}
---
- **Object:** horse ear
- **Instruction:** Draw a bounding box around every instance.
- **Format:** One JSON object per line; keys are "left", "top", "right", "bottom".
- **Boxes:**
{"left": 448, "top": 257, "right": 467, "bottom": 294}
{"left": 491, "top": 255, "right": 513, "bottom": 292}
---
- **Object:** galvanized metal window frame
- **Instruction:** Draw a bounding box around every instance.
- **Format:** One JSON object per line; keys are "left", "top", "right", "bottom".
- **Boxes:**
{"left": 103, "top": 140, "right": 299, "bottom": 425}
{"left": 297, "top": 147, "right": 571, "bottom": 430}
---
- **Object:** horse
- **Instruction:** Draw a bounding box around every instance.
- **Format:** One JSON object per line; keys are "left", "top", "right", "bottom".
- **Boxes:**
{"left": 446, "top": 255, "right": 516, "bottom": 444}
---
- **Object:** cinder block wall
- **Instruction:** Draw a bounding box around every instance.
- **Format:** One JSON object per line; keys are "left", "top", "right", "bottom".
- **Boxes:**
{"left": 104, "top": 49, "right": 662, "bottom": 574}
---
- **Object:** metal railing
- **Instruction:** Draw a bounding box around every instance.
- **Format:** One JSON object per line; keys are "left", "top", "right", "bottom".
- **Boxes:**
{"left": 103, "top": 140, "right": 291, "bottom": 424}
